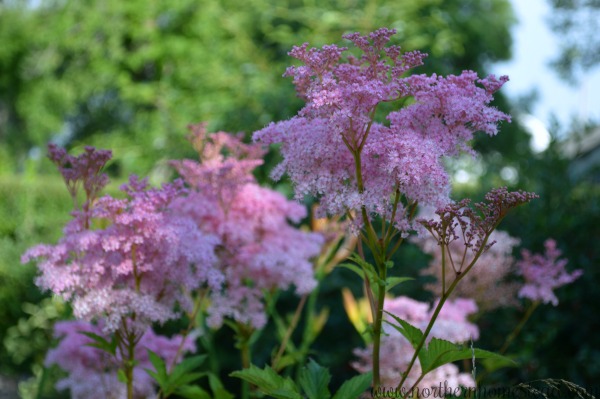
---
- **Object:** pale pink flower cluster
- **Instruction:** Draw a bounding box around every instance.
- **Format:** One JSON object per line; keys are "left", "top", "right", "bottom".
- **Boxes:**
{"left": 254, "top": 28, "right": 510, "bottom": 229}
{"left": 23, "top": 149, "right": 220, "bottom": 332}
{"left": 353, "top": 296, "right": 478, "bottom": 392}
{"left": 45, "top": 321, "right": 195, "bottom": 399}
{"left": 172, "top": 124, "right": 324, "bottom": 329}
{"left": 417, "top": 229, "right": 522, "bottom": 310}
{"left": 517, "top": 239, "right": 582, "bottom": 306}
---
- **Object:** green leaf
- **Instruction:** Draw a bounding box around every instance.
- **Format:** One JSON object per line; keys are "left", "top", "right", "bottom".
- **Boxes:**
{"left": 337, "top": 263, "right": 367, "bottom": 279}
{"left": 420, "top": 338, "right": 517, "bottom": 375}
{"left": 168, "top": 355, "right": 207, "bottom": 387}
{"left": 481, "top": 356, "right": 518, "bottom": 373}
{"left": 175, "top": 385, "right": 212, "bottom": 399}
{"left": 331, "top": 372, "right": 372, "bottom": 399}
{"left": 339, "top": 253, "right": 378, "bottom": 281}
{"left": 268, "top": 389, "right": 307, "bottom": 399}
{"left": 385, "top": 277, "right": 413, "bottom": 292}
{"left": 275, "top": 354, "right": 298, "bottom": 371}
{"left": 117, "top": 369, "right": 128, "bottom": 384}
{"left": 79, "top": 331, "right": 117, "bottom": 355}
{"left": 298, "top": 359, "right": 331, "bottom": 399}
{"left": 384, "top": 312, "right": 424, "bottom": 348}
{"left": 145, "top": 349, "right": 169, "bottom": 387}
{"left": 208, "top": 373, "right": 235, "bottom": 399}
{"left": 230, "top": 364, "right": 301, "bottom": 399}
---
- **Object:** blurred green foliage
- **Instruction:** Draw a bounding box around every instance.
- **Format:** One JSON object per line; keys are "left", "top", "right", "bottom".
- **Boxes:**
{"left": 0, "top": 0, "right": 514, "bottom": 176}
{"left": 547, "top": 0, "right": 600, "bottom": 81}
{"left": 1, "top": 0, "right": 598, "bottom": 396}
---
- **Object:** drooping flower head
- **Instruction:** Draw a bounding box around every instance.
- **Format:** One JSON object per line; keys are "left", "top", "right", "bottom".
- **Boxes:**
{"left": 517, "top": 239, "right": 582, "bottom": 306}
{"left": 418, "top": 188, "right": 538, "bottom": 262}
{"left": 417, "top": 228, "right": 522, "bottom": 311}
{"left": 172, "top": 124, "right": 324, "bottom": 329}
{"left": 254, "top": 29, "right": 511, "bottom": 232}
{"left": 47, "top": 144, "right": 112, "bottom": 207}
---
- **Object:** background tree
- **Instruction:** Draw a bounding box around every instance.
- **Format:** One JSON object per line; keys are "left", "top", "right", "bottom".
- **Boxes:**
{"left": 0, "top": 0, "right": 515, "bottom": 176}
{"left": 547, "top": 0, "right": 600, "bottom": 82}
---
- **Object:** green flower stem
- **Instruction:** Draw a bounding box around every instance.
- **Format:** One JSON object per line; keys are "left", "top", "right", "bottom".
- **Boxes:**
{"left": 168, "top": 291, "right": 206, "bottom": 373}
{"left": 397, "top": 232, "right": 493, "bottom": 393}
{"left": 371, "top": 257, "right": 388, "bottom": 389}
{"left": 499, "top": 300, "right": 540, "bottom": 355}
{"left": 272, "top": 294, "right": 308, "bottom": 371}
{"left": 235, "top": 324, "right": 255, "bottom": 399}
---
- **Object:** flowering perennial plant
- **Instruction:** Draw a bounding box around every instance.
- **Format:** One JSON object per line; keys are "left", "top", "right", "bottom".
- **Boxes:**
{"left": 23, "top": 145, "right": 221, "bottom": 397}
{"left": 19, "top": 28, "right": 588, "bottom": 399}
{"left": 253, "top": 28, "right": 538, "bottom": 391}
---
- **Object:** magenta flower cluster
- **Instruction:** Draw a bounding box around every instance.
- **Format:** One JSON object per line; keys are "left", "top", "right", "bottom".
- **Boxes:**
{"left": 254, "top": 28, "right": 510, "bottom": 229}
{"left": 172, "top": 124, "right": 324, "bottom": 329}
{"left": 517, "top": 239, "right": 582, "bottom": 305}
{"left": 24, "top": 134, "right": 325, "bottom": 394}
{"left": 22, "top": 173, "right": 220, "bottom": 333}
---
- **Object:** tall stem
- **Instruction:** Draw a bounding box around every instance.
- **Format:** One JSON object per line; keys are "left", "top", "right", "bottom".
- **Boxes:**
{"left": 371, "top": 257, "right": 387, "bottom": 389}
{"left": 236, "top": 324, "right": 253, "bottom": 399}
{"left": 499, "top": 300, "right": 539, "bottom": 355}
{"left": 126, "top": 335, "right": 135, "bottom": 399}
{"left": 397, "top": 234, "right": 492, "bottom": 393}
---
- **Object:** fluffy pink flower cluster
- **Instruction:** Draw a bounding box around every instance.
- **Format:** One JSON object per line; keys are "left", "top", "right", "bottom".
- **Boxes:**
{"left": 353, "top": 296, "right": 478, "bottom": 391}
{"left": 172, "top": 124, "right": 324, "bottom": 329}
{"left": 517, "top": 239, "right": 582, "bottom": 306}
{"left": 23, "top": 149, "right": 220, "bottom": 333}
{"left": 45, "top": 321, "right": 195, "bottom": 399}
{"left": 254, "top": 28, "right": 510, "bottom": 228}
{"left": 417, "top": 229, "right": 522, "bottom": 310}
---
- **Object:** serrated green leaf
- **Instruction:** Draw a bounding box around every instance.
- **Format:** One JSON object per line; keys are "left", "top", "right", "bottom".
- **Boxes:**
{"left": 79, "top": 331, "right": 117, "bottom": 355}
{"left": 230, "top": 364, "right": 301, "bottom": 399}
{"left": 385, "top": 277, "right": 413, "bottom": 292}
{"left": 384, "top": 312, "right": 424, "bottom": 348}
{"left": 331, "top": 372, "right": 372, "bottom": 399}
{"left": 338, "top": 262, "right": 367, "bottom": 279}
{"left": 168, "top": 355, "right": 207, "bottom": 386}
{"left": 175, "top": 385, "right": 212, "bottom": 399}
{"left": 420, "top": 338, "right": 517, "bottom": 374}
{"left": 275, "top": 354, "right": 298, "bottom": 371}
{"left": 339, "top": 253, "right": 378, "bottom": 282}
{"left": 298, "top": 359, "right": 331, "bottom": 399}
{"left": 349, "top": 253, "right": 377, "bottom": 274}
{"left": 168, "top": 371, "right": 205, "bottom": 389}
{"left": 146, "top": 350, "right": 168, "bottom": 384}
